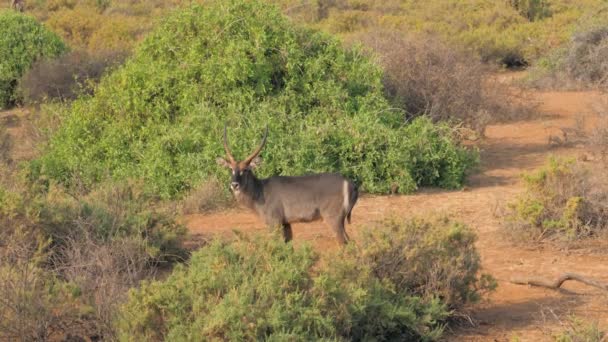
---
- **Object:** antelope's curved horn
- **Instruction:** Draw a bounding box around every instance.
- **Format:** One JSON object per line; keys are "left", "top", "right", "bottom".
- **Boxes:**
{"left": 243, "top": 125, "right": 268, "bottom": 165}
{"left": 223, "top": 125, "right": 236, "bottom": 164}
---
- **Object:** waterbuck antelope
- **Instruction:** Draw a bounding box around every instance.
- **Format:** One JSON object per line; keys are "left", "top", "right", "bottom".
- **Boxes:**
{"left": 216, "top": 126, "right": 358, "bottom": 245}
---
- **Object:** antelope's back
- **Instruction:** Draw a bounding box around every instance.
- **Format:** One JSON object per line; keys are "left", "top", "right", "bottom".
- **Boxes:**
{"left": 263, "top": 173, "right": 354, "bottom": 219}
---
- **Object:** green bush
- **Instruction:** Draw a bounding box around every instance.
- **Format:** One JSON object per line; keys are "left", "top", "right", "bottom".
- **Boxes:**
{"left": 35, "top": 0, "right": 476, "bottom": 199}
{"left": 346, "top": 216, "right": 497, "bottom": 311}
{"left": 0, "top": 10, "right": 67, "bottom": 108}
{"left": 118, "top": 217, "right": 493, "bottom": 341}
{"left": 503, "top": 157, "right": 608, "bottom": 241}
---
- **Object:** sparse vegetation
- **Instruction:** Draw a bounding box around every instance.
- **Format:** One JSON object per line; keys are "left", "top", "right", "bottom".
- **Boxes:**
{"left": 0, "top": 10, "right": 67, "bottom": 108}
{"left": 503, "top": 157, "right": 608, "bottom": 242}
{"left": 118, "top": 217, "right": 493, "bottom": 341}
{"left": 554, "top": 316, "right": 606, "bottom": 342}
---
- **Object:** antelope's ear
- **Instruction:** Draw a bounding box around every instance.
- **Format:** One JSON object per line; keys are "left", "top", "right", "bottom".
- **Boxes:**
{"left": 216, "top": 157, "right": 231, "bottom": 168}
{"left": 248, "top": 156, "right": 262, "bottom": 169}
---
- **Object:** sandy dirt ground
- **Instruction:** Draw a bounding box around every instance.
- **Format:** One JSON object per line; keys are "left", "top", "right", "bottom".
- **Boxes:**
{"left": 183, "top": 85, "right": 608, "bottom": 341}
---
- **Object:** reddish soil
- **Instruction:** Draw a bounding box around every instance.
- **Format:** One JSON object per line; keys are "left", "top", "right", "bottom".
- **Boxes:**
{"left": 184, "top": 83, "right": 608, "bottom": 340}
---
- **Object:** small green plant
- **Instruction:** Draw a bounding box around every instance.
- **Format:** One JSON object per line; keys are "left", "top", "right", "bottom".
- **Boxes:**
{"left": 554, "top": 316, "right": 606, "bottom": 342}
{"left": 0, "top": 10, "right": 67, "bottom": 108}
{"left": 504, "top": 157, "right": 608, "bottom": 242}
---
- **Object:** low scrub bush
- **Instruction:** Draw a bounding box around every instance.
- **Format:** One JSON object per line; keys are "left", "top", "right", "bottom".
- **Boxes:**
{"left": 527, "top": 20, "right": 608, "bottom": 89}
{"left": 346, "top": 216, "right": 497, "bottom": 311}
{"left": 118, "top": 217, "right": 494, "bottom": 341}
{"left": 35, "top": 0, "right": 476, "bottom": 199}
{"left": 33, "top": 180, "right": 188, "bottom": 262}
{"left": 0, "top": 10, "right": 67, "bottom": 108}
{"left": 0, "top": 228, "right": 85, "bottom": 341}
{"left": 19, "top": 49, "right": 127, "bottom": 104}
{"left": 503, "top": 157, "right": 608, "bottom": 242}
{"left": 0, "top": 178, "right": 188, "bottom": 340}
{"left": 563, "top": 26, "right": 608, "bottom": 88}
{"left": 52, "top": 226, "right": 157, "bottom": 339}
{"left": 588, "top": 98, "right": 608, "bottom": 162}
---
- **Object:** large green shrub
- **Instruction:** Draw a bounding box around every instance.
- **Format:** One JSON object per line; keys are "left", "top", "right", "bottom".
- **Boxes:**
{"left": 0, "top": 10, "right": 67, "bottom": 108}
{"left": 35, "top": 0, "right": 476, "bottom": 199}
{"left": 117, "top": 217, "right": 494, "bottom": 341}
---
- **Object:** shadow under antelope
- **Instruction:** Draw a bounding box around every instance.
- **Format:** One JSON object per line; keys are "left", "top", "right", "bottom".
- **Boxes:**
{"left": 217, "top": 126, "right": 358, "bottom": 245}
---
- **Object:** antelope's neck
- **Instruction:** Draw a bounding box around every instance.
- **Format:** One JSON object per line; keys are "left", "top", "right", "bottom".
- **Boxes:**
{"left": 234, "top": 176, "right": 263, "bottom": 211}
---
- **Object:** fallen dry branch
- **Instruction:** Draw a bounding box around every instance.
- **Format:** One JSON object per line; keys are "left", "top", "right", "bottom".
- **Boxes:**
{"left": 510, "top": 273, "right": 608, "bottom": 291}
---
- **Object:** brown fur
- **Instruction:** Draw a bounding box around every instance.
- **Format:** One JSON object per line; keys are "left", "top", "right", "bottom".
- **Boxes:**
{"left": 217, "top": 126, "right": 358, "bottom": 245}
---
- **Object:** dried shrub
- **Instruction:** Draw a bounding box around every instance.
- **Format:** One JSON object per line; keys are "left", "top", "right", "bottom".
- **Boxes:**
{"left": 563, "top": 27, "right": 608, "bottom": 88}
{"left": 180, "top": 178, "right": 233, "bottom": 215}
{"left": 342, "top": 216, "right": 497, "bottom": 312}
{"left": 52, "top": 226, "right": 156, "bottom": 340}
{"left": 0, "top": 178, "right": 187, "bottom": 340}
{"left": 19, "top": 50, "right": 127, "bottom": 104}
{"left": 503, "top": 157, "right": 608, "bottom": 242}
{"left": 0, "top": 228, "right": 84, "bottom": 342}
{"left": 35, "top": 180, "right": 188, "bottom": 263}
{"left": 357, "top": 31, "right": 530, "bottom": 133}
{"left": 530, "top": 25, "right": 608, "bottom": 90}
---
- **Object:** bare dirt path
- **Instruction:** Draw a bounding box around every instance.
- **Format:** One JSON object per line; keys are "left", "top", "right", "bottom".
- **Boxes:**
{"left": 183, "top": 87, "right": 608, "bottom": 340}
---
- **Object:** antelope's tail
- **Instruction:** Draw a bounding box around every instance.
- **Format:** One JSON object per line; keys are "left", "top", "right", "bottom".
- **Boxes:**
{"left": 345, "top": 181, "right": 358, "bottom": 224}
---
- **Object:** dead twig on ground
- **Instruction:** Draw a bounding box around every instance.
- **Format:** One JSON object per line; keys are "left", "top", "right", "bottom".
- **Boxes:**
{"left": 510, "top": 273, "right": 608, "bottom": 291}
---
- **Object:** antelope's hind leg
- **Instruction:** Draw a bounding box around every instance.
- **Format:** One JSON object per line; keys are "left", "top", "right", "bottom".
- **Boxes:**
{"left": 325, "top": 216, "right": 348, "bottom": 245}
{"left": 282, "top": 223, "right": 293, "bottom": 243}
